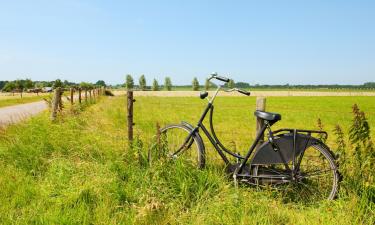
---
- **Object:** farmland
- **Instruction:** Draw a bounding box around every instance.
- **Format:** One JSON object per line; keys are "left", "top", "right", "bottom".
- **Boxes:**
{"left": 0, "top": 94, "right": 374, "bottom": 224}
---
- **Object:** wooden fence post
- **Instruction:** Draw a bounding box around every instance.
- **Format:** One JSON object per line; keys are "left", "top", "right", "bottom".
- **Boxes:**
{"left": 127, "top": 91, "right": 135, "bottom": 143}
{"left": 256, "top": 97, "right": 266, "bottom": 142}
{"left": 78, "top": 88, "right": 82, "bottom": 104}
{"left": 70, "top": 88, "right": 74, "bottom": 105}
{"left": 51, "top": 87, "right": 61, "bottom": 121}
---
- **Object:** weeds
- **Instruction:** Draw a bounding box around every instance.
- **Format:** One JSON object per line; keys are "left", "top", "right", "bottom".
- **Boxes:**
{"left": 333, "top": 104, "right": 375, "bottom": 223}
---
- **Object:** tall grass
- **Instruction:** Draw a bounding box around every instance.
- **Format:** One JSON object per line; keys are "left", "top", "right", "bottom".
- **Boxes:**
{"left": 0, "top": 96, "right": 373, "bottom": 224}
{"left": 333, "top": 104, "right": 374, "bottom": 223}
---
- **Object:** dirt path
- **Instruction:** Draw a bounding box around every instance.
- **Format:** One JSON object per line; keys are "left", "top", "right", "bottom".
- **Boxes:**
{"left": 0, "top": 101, "right": 47, "bottom": 127}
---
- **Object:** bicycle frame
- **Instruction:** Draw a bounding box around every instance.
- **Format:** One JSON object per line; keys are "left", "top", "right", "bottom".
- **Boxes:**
{"left": 175, "top": 85, "right": 329, "bottom": 177}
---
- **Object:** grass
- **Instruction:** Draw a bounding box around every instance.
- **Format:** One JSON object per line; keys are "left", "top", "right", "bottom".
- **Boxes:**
{"left": 0, "top": 95, "right": 374, "bottom": 224}
{"left": 134, "top": 96, "right": 375, "bottom": 154}
{"left": 0, "top": 94, "right": 50, "bottom": 108}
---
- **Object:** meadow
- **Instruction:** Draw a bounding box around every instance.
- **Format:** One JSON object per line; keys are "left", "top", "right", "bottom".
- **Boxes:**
{"left": 0, "top": 94, "right": 373, "bottom": 224}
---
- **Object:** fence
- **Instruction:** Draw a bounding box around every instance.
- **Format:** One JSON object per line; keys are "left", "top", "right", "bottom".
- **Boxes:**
{"left": 50, "top": 87, "right": 105, "bottom": 121}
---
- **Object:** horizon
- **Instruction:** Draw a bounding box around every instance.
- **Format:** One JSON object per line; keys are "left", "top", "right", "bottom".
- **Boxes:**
{"left": 1, "top": 1, "right": 374, "bottom": 85}
{"left": 1, "top": 77, "right": 374, "bottom": 87}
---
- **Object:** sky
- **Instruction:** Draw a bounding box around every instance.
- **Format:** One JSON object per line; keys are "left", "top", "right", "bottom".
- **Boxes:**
{"left": 0, "top": 0, "right": 374, "bottom": 85}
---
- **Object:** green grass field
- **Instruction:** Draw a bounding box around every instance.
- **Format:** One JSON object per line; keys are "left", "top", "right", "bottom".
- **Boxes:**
{"left": 0, "top": 95, "right": 373, "bottom": 224}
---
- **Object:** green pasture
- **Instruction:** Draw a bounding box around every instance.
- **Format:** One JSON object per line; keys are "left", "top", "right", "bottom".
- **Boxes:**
{"left": 0, "top": 95, "right": 373, "bottom": 224}
{"left": 134, "top": 96, "right": 375, "bottom": 155}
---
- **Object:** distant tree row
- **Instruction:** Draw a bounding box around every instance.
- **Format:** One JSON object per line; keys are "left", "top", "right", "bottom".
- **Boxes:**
{"left": 1, "top": 79, "right": 107, "bottom": 97}
{"left": 124, "top": 75, "right": 237, "bottom": 91}
{"left": 125, "top": 75, "right": 172, "bottom": 91}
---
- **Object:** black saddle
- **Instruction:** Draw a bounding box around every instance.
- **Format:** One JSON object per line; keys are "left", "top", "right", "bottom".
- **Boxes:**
{"left": 254, "top": 110, "right": 281, "bottom": 125}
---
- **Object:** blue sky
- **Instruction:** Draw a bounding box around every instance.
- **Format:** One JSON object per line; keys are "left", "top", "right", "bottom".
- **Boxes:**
{"left": 0, "top": 0, "right": 374, "bottom": 85}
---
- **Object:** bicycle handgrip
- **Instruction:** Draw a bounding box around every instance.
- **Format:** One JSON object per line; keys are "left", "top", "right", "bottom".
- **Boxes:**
{"left": 237, "top": 89, "right": 251, "bottom": 96}
{"left": 214, "top": 76, "right": 230, "bottom": 83}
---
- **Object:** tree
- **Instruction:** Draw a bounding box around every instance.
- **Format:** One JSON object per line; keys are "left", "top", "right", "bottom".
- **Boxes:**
{"left": 205, "top": 78, "right": 210, "bottom": 91}
{"left": 14, "top": 80, "right": 25, "bottom": 98}
{"left": 192, "top": 77, "right": 200, "bottom": 91}
{"left": 2, "top": 81, "right": 15, "bottom": 92}
{"left": 164, "top": 77, "right": 172, "bottom": 91}
{"left": 363, "top": 82, "right": 375, "bottom": 88}
{"left": 34, "top": 82, "right": 44, "bottom": 89}
{"left": 96, "top": 80, "right": 106, "bottom": 87}
{"left": 139, "top": 75, "right": 146, "bottom": 91}
{"left": 53, "top": 79, "right": 63, "bottom": 88}
{"left": 63, "top": 80, "right": 70, "bottom": 87}
{"left": 0, "top": 81, "right": 8, "bottom": 90}
{"left": 80, "top": 82, "right": 93, "bottom": 90}
{"left": 152, "top": 79, "right": 159, "bottom": 91}
{"left": 227, "top": 79, "right": 235, "bottom": 89}
{"left": 24, "top": 79, "right": 34, "bottom": 90}
{"left": 125, "top": 74, "right": 134, "bottom": 90}
{"left": 235, "top": 82, "right": 250, "bottom": 88}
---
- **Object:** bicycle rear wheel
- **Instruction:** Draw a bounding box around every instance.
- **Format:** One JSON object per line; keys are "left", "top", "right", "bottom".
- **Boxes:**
{"left": 279, "top": 144, "right": 339, "bottom": 202}
{"left": 159, "top": 124, "right": 205, "bottom": 168}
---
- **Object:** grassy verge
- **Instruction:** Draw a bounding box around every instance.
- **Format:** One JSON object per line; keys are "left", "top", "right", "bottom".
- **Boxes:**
{"left": 0, "top": 95, "right": 49, "bottom": 108}
{"left": 0, "top": 96, "right": 373, "bottom": 224}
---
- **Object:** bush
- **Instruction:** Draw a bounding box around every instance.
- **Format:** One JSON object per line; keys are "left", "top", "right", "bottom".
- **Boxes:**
{"left": 104, "top": 90, "right": 114, "bottom": 96}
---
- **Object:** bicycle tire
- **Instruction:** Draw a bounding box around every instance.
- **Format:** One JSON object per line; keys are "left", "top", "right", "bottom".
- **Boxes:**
{"left": 159, "top": 124, "right": 205, "bottom": 168}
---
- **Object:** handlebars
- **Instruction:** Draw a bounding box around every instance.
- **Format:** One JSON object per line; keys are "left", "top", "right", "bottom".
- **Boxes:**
{"left": 225, "top": 88, "right": 251, "bottom": 96}
{"left": 209, "top": 72, "right": 250, "bottom": 96}
{"left": 237, "top": 88, "right": 251, "bottom": 96}
{"left": 210, "top": 72, "right": 230, "bottom": 83}
{"left": 212, "top": 75, "right": 230, "bottom": 83}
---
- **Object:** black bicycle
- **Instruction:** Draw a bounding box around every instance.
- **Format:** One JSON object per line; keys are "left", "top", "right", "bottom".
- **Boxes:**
{"left": 157, "top": 73, "right": 339, "bottom": 202}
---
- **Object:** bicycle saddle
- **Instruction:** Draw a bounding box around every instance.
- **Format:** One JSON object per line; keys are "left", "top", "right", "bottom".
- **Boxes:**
{"left": 254, "top": 110, "right": 281, "bottom": 125}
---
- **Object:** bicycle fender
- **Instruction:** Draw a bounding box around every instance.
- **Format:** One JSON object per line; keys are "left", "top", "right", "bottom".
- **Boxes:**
{"left": 250, "top": 133, "right": 321, "bottom": 165}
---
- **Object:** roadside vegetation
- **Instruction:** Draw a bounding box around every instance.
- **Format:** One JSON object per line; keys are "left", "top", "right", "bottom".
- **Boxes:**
{"left": 0, "top": 95, "right": 48, "bottom": 108}
{"left": 0, "top": 95, "right": 373, "bottom": 224}
{"left": 0, "top": 79, "right": 107, "bottom": 108}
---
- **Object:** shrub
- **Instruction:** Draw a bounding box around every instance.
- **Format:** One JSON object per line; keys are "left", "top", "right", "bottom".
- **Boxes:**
{"left": 164, "top": 77, "right": 172, "bottom": 91}
{"left": 139, "top": 75, "right": 147, "bottom": 91}
{"left": 125, "top": 74, "right": 134, "bottom": 90}
{"left": 192, "top": 77, "right": 199, "bottom": 91}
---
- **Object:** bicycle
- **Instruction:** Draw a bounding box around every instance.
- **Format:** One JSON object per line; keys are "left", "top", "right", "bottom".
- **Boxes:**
{"left": 156, "top": 73, "right": 340, "bottom": 202}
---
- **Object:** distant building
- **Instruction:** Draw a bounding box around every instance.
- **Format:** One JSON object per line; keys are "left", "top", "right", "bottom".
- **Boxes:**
{"left": 43, "top": 87, "right": 53, "bottom": 92}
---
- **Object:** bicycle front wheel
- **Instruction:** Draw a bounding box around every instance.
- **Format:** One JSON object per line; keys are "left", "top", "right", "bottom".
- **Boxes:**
{"left": 160, "top": 124, "right": 205, "bottom": 168}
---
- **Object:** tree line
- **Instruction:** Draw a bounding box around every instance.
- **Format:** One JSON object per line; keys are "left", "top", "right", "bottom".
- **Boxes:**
{"left": 124, "top": 75, "right": 375, "bottom": 91}
{"left": 124, "top": 75, "right": 236, "bottom": 91}
{"left": 0, "top": 79, "right": 107, "bottom": 97}
{"left": 2, "top": 77, "right": 374, "bottom": 93}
